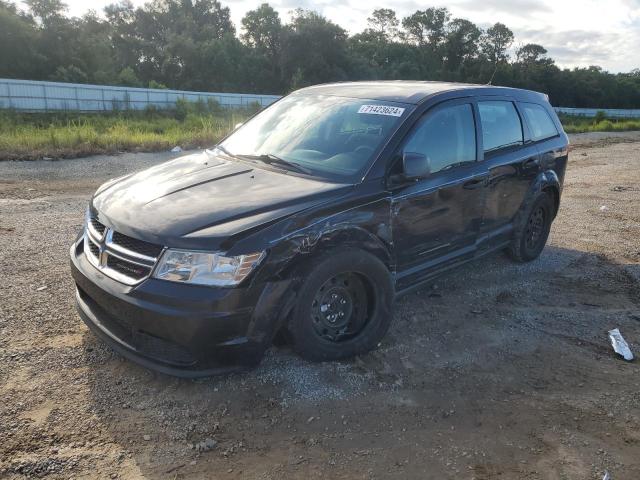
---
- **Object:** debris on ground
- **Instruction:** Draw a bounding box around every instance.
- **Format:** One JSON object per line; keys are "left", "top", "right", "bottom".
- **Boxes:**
{"left": 608, "top": 328, "right": 634, "bottom": 361}
{"left": 600, "top": 205, "right": 609, "bottom": 212}
{"left": 194, "top": 438, "right": 217, "bottom": 452}
{"left": 170, "top": 146, "right": 183, "bottom": 153}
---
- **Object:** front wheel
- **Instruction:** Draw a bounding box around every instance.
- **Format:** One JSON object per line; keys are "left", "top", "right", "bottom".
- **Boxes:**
{"left": 287, "top": 250, "right": 394, "bottom": 362}
{"left": 507, "top": 193, "right": 554, "bottom": 262}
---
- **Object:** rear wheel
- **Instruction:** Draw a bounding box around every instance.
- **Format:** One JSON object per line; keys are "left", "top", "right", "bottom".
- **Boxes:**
{"left": 507, "top": 193, "right": 554, "bottom": 262}
{"left": 288, "top": 250, "right": 393, "bottom": 361}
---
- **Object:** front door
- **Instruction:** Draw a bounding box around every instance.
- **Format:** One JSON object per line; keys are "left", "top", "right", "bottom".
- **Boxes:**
{"left": 390, "top": 100, "right": 488, "bottom": 290}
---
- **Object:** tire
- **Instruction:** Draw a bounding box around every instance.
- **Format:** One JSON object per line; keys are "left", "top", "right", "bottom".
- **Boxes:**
{"left": 507, "top": 192, "right": 554, "bottom": 262}
{"left": 287, "top": 249, "right": 394, "bottom": 362}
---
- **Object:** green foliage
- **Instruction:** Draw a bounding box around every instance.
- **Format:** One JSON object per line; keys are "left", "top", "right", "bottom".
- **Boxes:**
{"left": 559, "top": 114, "right": 640, "bottom": 133}
{"left": 148, "top": 80, "right": 168, "bottom": 90}
{"left": 174, "top": 98, "right": 189, "bottom": 121}
{"left": 0, "top": 108, "right": 251, "bottom": 160}
{"left": 0, "top": 1, "right": 639, "bottom": 107}
{"left": 51, "top": 65, "right": 88, "bottom": 84}
{"left": 117, "top": 67, "right": 142, "bottom": 87}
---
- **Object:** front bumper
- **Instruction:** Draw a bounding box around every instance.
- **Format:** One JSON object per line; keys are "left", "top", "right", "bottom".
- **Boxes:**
{"left": 70, "top": 237, "right": 293, "bottom": 377}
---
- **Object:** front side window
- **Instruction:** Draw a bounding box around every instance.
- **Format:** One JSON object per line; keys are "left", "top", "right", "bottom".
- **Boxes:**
{"left": 478, "top": 101, "right": 523, "bottom": 153}
{"left": 521, "top": 102, "right": 559, "bottom": 141}
{"left": 219, "top": 95, "right": 410, "bottom": 182}
{"left": 402, "top": 103, "right": 476, "bottom": 174}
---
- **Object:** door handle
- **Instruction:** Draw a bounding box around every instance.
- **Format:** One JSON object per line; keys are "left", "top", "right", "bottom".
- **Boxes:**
{"left": 463, "top": 178, "right": 486, "bottom": 190}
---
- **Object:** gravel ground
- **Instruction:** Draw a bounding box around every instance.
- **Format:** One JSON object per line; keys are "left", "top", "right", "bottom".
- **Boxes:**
{"left": 1, "top": 132, "right": 639, "bottom": 479}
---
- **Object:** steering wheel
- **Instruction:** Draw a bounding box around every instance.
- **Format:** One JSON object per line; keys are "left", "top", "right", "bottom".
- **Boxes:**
{"left": 354, "top": 145, "right": 374, "bottom": 156}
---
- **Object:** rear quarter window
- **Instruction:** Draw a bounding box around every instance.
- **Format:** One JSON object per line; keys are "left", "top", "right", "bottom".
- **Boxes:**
{"left": 521, "top": 102, "right": 559, "bottom": 141}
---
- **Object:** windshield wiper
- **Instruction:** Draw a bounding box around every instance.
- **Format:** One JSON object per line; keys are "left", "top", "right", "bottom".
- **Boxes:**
{"left": 238, "top": 153, "right": 313, "bottom": 175}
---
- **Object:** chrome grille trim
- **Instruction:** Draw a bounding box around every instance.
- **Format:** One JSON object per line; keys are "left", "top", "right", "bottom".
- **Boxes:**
{"left": 84, "top": 223, "right": 164, "bottom": 286}
{"left": 107, "top": 240, "right": 157, "bottom": 264}
{"left": 87, "top": 218, "right": 106, "bottom": 242}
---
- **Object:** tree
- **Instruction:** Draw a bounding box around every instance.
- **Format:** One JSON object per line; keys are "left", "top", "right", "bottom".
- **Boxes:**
{"left": 241, "top": 3, "right": 281, "bottom": 54}
{"left": 51, "top": 65, "right": 88, "bottom": 83}
{"left": 0, "top": 2, "right": 41, "bottom": 78}
{"left": 241, "top": 3, "right": 283, "bottom": 91}
{"left": 24, "top": 0, "right": 66, "bottom": 26}
{"left": 402, "top": 7, "right": 450, "bottom": 48}
{"left": 481, "top": 22, "right": 514, "bottom": 64}
{"left": 366, "top": 8, "right": 399, "bottom": 41}
{"left": 444, "top": 18, "right": 481, "bottom": 73}
{"left": 281, "top": 9, "right": 350, "bottom": 89}
{"left": 0, "top": 0, "right": 638, "bottom": 108}
{"left": 516, "top": 43, "right": 548, "bottom": 65}
{"left": 117, "top": 66, "right": 141, "bottom": 87}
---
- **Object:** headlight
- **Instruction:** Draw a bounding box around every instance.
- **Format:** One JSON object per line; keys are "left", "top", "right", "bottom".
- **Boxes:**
{"left": 153, "top": 249, "right": 265, "bottom": 287}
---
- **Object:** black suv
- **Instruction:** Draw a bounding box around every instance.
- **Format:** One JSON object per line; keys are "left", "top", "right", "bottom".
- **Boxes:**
{"left": 70, "top": 81, "right": 568, "bottom": 377}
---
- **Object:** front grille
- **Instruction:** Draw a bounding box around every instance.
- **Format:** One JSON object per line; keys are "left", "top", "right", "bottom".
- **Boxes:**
{"left": 107, "top": 255, "right": 151, "bottom": 280}
{"left": 87, "top": 238, "right": 100, "bottom": 258}
{"left": 89, "top": 216, "right": 106, "bottom": 236}
{"left": 84, "top": 217, "right": 164, "bottom": 285}
{"left": 112, "top": 231, "right": 163, "bottom": 258}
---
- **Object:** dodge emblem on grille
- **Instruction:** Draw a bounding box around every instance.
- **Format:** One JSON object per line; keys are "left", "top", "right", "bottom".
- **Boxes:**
{"left": 85, "top": 220, "right": 158, "bottom": 286}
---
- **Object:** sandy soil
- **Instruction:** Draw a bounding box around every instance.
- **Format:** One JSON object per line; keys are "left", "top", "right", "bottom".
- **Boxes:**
{"left": 1, "top": 132, "right": 639, "bottom": 479}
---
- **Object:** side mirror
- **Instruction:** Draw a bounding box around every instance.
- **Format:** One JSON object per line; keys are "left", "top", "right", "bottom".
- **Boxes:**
{"left": 234, "top": 122, "right": 243, "bottom": 129}
{"left": 403, "top": 152, "right": 431, "bottom": 179}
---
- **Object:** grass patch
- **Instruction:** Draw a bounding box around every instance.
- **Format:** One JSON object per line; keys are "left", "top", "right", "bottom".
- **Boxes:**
{"left": 2, "top": 106, "right": 639, "bottom": 160}
{"left": 0, "top": 102, "right": 256, "bottom": 160}
{"left": 559, "top": 113, "right": 640, "bottom": 134}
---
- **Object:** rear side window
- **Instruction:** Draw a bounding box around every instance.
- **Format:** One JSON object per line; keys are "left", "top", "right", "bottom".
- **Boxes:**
{"left": 403, "top": 103, "right": 476, "bottom": 174}
{"left": 521, "top": 102, "right": 559, "bottom": 141}
{"left": 478, "top": 101, "right": 523, "bottom": 153}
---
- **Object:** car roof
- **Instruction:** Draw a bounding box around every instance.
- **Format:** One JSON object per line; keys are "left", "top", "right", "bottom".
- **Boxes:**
{"left": 293, "top": 81, "right": 548, "bottom": 105}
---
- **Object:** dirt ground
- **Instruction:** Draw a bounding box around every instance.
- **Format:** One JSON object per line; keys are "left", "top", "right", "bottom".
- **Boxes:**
{"left": 1, "top": 132, "right": 639, "bottom": 480}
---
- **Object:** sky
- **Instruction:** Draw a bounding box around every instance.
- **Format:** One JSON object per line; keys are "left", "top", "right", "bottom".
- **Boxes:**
{"left": 47, "top": 0, "right": 640, "bottom": 73}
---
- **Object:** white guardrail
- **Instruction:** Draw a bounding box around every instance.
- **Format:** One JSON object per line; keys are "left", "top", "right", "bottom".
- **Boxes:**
{"left": 0, "top": 78, "right": 281, "bottom": 112}
{"left": 554, "top": 107, "right": 640, "bottom": 119}
{"left": 1, "top": 78, "right": 639, "bottom": 117}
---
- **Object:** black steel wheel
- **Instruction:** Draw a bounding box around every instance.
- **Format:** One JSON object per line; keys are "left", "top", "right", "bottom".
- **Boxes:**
{"left": 507, "top": 192, "right": 554, "bottom": 262}
{"left": 287, "top": 249, "right": 394, "bottom": 362}
{"left": 525, "top": 206, "right": 546, "bottom": 251}
{"left": 310, "top": 272, "right": 369, "bottom": 343}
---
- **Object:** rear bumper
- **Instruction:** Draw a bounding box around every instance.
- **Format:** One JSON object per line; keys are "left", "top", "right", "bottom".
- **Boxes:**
{"left": 70, "top": 238, "right": 293, "bottom": 377}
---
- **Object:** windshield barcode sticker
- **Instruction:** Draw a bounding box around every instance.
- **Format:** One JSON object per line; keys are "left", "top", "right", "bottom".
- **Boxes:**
{"left": 358, "top": 105, "right": 405, "bottom": 117}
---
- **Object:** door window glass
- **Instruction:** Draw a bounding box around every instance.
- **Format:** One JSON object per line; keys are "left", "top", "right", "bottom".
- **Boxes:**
{"left": 403, "top": 103, "right": 476, "bottom": 174}
{"left": 521, "top": 102, "right": 559, "bottom": 141}
{"left": 478, "top": 101, "right": 523, "bottom": 152}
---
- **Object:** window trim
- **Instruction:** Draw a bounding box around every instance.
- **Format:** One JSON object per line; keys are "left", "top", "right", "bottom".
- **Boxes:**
{"left": 518, "top": 101, "right": 561, "bottom": 143}
{"left": 476, "top": 98, "right": 526, "bottom": 158}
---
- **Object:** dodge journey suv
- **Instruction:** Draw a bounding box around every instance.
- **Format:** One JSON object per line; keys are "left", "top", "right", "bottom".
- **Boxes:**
{"left": 70, "top": 81, "right": 569, "bottom": 377}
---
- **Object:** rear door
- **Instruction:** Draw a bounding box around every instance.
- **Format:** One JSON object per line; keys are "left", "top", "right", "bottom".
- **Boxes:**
{"left": 475, "top": 98, "right": 541, "bottom": 249}
{"left": 390, "top": 99, "right": 488, "bottom": 289}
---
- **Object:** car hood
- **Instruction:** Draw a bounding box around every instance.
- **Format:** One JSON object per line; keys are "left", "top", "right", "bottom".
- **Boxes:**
{"left": 92, "top": 150, "right": 349, "bottom": 247}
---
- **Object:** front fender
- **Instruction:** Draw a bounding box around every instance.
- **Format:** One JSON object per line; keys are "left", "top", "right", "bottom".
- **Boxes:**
{"left": 254, "top": 195, "right": 394, "bottom": 285}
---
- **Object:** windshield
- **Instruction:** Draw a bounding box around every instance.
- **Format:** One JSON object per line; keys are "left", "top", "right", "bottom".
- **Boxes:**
{"left": 219, "top": 94, "right": 411, "bottom": 182}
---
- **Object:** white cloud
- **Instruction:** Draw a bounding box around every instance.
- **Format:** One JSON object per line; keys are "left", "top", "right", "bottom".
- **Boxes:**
{"left": 47, "top": 0, "right": 640, "bottom": 72}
